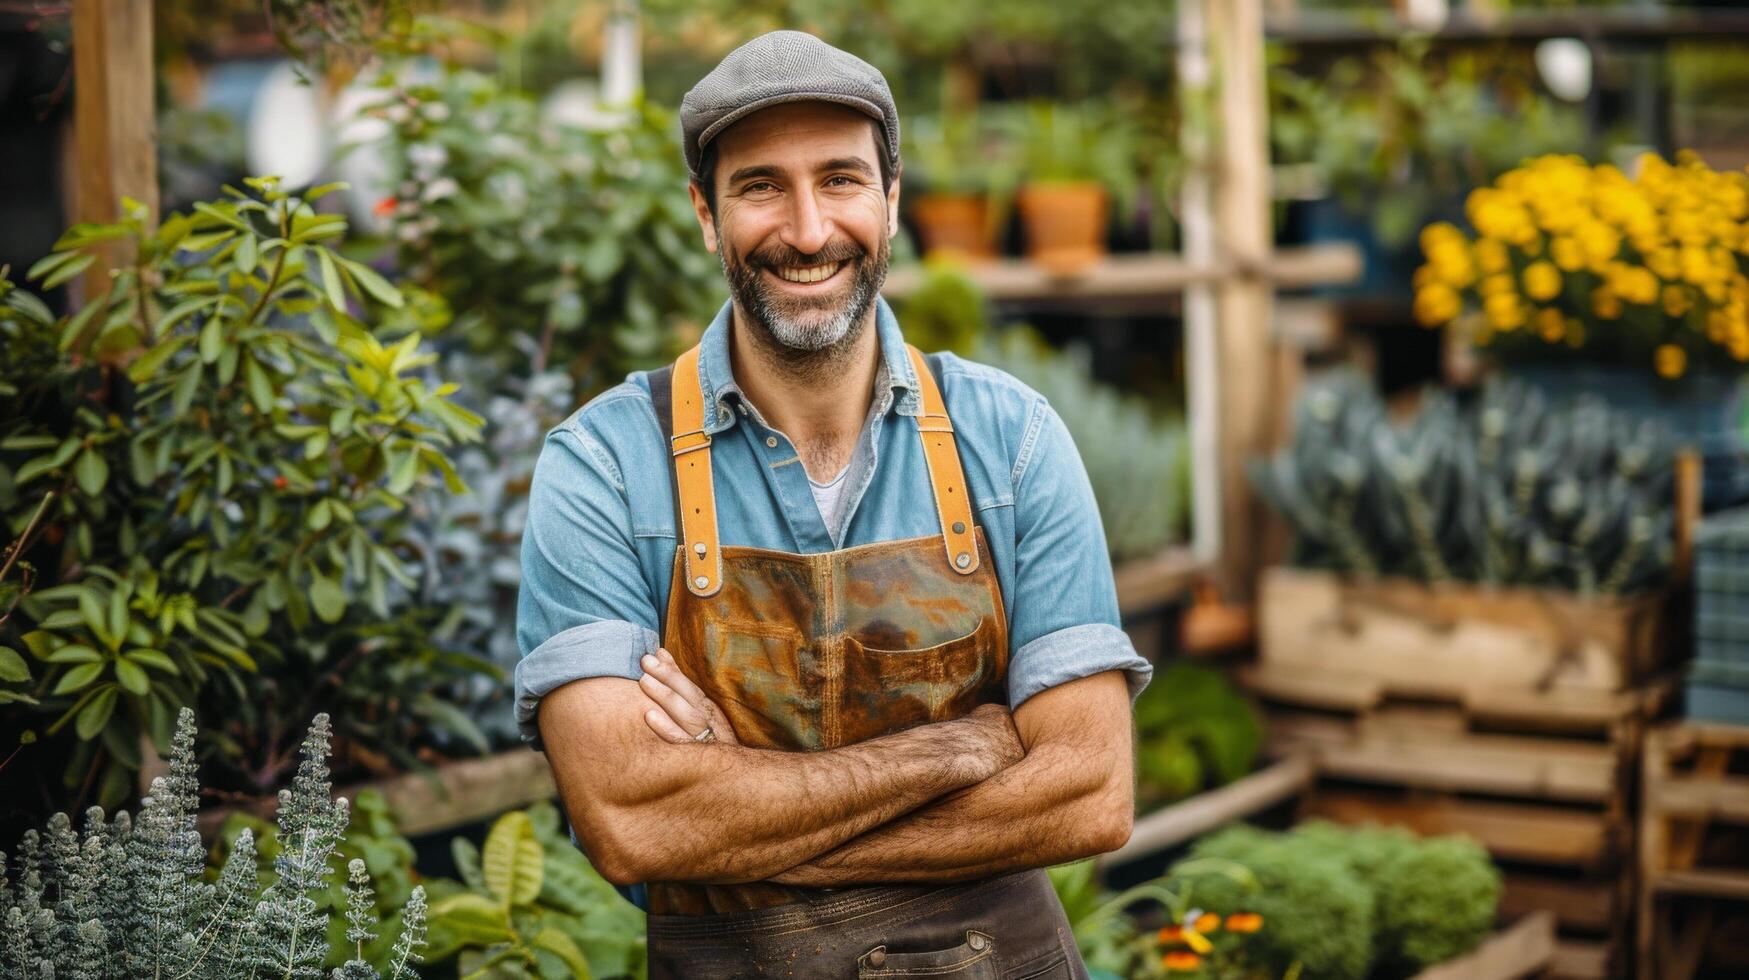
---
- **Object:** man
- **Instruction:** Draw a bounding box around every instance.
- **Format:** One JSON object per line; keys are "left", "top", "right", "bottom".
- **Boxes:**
{"left": 515, "top": 30, "right": 1151, "bottom": 979}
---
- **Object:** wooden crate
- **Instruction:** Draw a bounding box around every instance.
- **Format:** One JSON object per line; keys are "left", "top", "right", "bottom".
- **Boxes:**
{"left": 1258, "top": 567, "right": 1673, "bottom": 695}
{"left": 1637, "top": 722, "right": 1749, "bottom": 980}
{"left": 1243, "top": 663, "right": 1675, "bottom": 979}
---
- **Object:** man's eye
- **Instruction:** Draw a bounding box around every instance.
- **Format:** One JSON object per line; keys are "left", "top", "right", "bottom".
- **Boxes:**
{"left": 827, "top": 176, "right": 856, "bottom": 187}
{"left": 745, "top": 181, "right": 777, "bottom": 194}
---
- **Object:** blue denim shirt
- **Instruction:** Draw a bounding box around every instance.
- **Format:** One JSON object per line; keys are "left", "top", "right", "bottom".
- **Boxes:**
{"left": 513, "top": 297, "right": 1152, "bottom": 746}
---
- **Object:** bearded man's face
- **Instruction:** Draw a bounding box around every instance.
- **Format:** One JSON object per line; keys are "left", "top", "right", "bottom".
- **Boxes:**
{"left": 690, "top": 102, "right": 899, "bottom": 354}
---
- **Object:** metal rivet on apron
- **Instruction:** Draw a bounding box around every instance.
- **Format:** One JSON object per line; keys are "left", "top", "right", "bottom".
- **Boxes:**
{"left": 955, "top": 552, "right": 971, "bottom": 569}
{"left": 694, "top": 542, "right": 707, "bottom": 557}
{"left": 694, "top": 575, "right": 709, "bottom": 589}
{"left": 867, "top": 948, "right": 886, "bottom": 968}
{"left": 952, "top": 521, "right": 966, "bottom": 534}
{"left": 968, "top": 932, "right": 988, "bottom": 952}
{"left": 765, "top": 436, "right": 777, "bottom": 448}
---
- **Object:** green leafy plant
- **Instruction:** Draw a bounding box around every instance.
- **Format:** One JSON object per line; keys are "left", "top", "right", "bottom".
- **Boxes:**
{"left": 424, "top": 802, "right": 646, "bottom": 978}
{"left": 0, "top": 707, "right": 428, "bottom": 978}
{"left": 1175, "top": 821, "right": 1501, "bottom": 980}
{"left": 905, "top": 110, "right": 1019, "bottom": 198}
{"left": 367, "top": 64, "right": 722, "bottom": 393}
{"left": 0, "top": 178, "right": 484, "bottom": 808}
{"left": 1250, "top": 370, "right": 1674, "bottom": 594}
{"left": 1050, "top": 858, "right": 1271, "bottom": 980}
{"left": 1132, "top": 663, "right": 1262, "bottom": 809}
{"left": 997, "top": 100, "right": 1142, "bottom": 215}
{"left": 1271, "top": 40, "right": 1589, "bottom": 247}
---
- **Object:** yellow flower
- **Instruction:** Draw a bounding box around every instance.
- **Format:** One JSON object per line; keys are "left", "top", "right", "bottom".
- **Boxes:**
{"left": 1655, "top": 343, "right": 1687, "bottom": 379}
{"left": 1414, "top": 284, "right": 1461, "bottom": 327}
{"left": 1648, "top": 247, "right": 1680, "bottom": 280}
{"left": 1480, "top": 273, "right": 1516, "bottom": 298}
{"left": 1474, "top": 238, "right": 1511, "bottom": 274}
{"left": 1536, "top": 307, "right": 1566, "bottom": 342}
{"left": 1594, "top": 287, "right": 1622, "bottom": 320}
{"left": 1485, "top": 292, "right": 1525, "bottom": 330}
{"left": 1523, "top": 261, "right": 1562, "bottom": 301}
{"left": 1550, "top": 236, "right": 1584, "bottom": 272}
{"left": 1428, "top": 240, "right": 1476, "bottom": 288}
{"left": 1619, "top": 267, "right": 1659, "bottom": 305}
{"left": 1665, "top": 284, "right": 1693, "bottom": 318}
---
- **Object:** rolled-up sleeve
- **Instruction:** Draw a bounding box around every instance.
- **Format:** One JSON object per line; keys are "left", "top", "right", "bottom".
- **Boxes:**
{"left": 514, "top": 423, "right": 661, "bottom": 747}
{"left": 1006, "top": 398, "right": 1153, "bottom": 709}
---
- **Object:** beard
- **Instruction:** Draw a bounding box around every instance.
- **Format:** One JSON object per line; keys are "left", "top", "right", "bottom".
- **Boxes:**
{"left": 719, "top": 229, "right": 889, "bottom": 356}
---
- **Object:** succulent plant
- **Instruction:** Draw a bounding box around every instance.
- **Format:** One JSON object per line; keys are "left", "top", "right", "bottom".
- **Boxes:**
{"left": 1252, "top": 370, "right": 1675, "bottom": 595}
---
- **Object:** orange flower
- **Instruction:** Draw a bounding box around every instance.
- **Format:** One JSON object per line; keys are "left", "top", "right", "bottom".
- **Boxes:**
{"left": 372, "top": 196, "right": 399, "bottom": 218}
{"left": 1157, "top": 925, "right": 1184, "bottom": 944}
{"left": 1163, "top": 951, "right": 1203, "bottom": 972}
{"left": 1224, "top": 912, "right": 1265, "bottom": 933}
{"left": 1194, "top": 913, "right": 1221, "bottom": 933}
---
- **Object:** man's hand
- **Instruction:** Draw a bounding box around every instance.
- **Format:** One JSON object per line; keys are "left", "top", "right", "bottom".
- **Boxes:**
{"left": 637, "top": 648, "right": 741, "bottom": 745}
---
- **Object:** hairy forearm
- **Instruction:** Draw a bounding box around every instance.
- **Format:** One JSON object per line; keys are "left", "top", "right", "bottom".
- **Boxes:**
{"left": 767, "top": 673, "right": 1136, "bottom": 887}
{"left": 541, "top": 680, "right": 1021, "bottom": 885}
{"left": 768, "top": 741, "right": 1132, "bottom": 886}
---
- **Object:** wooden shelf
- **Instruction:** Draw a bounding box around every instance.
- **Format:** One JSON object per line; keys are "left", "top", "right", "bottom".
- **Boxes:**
{"left": 1411, "top": 911, "right": 1556, "bottom": 980}
{"left": 1262, "top": 8, "right": 1749, "bottom": 47}
{"left": 1099, "top": 755, "right": 1313, "bottom": 867}
{"left": 881, "top": 244, "right": 1362, "bottom": 306}
{"left": 1650, "top": 869, "right": 1749, "bottom": 902}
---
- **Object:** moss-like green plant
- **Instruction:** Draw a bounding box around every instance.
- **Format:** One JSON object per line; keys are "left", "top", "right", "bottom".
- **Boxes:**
{"left": 1132, "top": 663, "right": 1262, "bottom": 808}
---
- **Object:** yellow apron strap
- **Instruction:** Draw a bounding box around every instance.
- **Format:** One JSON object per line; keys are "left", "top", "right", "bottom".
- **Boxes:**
{"left": 906, "top": 345, "right": 980, "bottom": 575}
{"left": 671, "top": 345, "right": 723, "bottom": 596}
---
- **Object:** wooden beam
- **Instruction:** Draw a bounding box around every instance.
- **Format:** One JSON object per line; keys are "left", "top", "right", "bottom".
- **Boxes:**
{"left": 1100, "top": 755, "right": 1313, "bottom": 866}
{"left": 72, "top": 0, "right": 158, "bottom": 294}
{"left": 879, "top": 245, "right": 1361, "bottom": 303}
{"left": 1207, "top": 0, "right": 1276, "bottom": 600}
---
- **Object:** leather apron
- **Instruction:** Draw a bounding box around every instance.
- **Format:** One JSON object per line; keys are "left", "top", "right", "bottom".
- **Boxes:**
{"left": 642, "top": 344, "right": 1088, "bottom": 979}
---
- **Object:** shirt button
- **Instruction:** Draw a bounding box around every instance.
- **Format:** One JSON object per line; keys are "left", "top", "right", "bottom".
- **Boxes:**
{"left": 766, "top": 436, "right": 778, "bottom": 448}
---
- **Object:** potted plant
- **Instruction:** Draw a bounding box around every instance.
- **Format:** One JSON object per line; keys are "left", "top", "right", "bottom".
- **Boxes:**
{"left": 1001, "top": 100, "right": 1138, "bottom": 274}
{"left": 1412, "top": 151, "right": 1749, "bottom": 507}
{"left": 904, "top": 111, "right": 1014, "bottom": 262}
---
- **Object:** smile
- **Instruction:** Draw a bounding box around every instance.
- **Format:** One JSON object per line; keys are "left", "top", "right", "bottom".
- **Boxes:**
{"left": 771, "top": 261, "right": 846, "bottom": 285}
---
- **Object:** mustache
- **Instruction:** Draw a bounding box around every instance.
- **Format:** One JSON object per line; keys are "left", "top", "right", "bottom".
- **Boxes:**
{"left": 746, "top": 240, "right": 866, "bottom": 269}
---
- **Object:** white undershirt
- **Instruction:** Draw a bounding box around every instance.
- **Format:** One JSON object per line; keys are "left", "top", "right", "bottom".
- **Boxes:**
{"left": 808, "top": 463, "right": 854, "bottom": 546}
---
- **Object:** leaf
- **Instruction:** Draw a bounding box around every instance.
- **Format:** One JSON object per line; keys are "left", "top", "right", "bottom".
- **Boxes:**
{"left": 304, "top": 181, "right": 350, "bottom": 202}
{"left": 127, "top": 334, "right": 193, "bottom": 382}
{"left": 40, "top": 252, "right": 96, "bottom": 290}
{"left": 52, "top": 662, "right": 105, "bottom": 695}
{"left": 177, "top": 230, "right": 236, "bottom": 253}
{"left": 0, "top": 646, "right": 29, "bottom": 683}
{"left": 172, "top": 364, "right": 202, "bottom": 416}
{"left": 244, "top": 356, "right": 275, "bottom": 414}
{"left": 453, "top": 837, "right": 486, "bottom": 891}
{"left": 529, "top": 928, "right": 591, "bottom": 979}
{"left": 318, "top": 248, "right": 348, "bottom": 311}
{"left": 125, "top": 649, "right": 178, "bottom": 674}
{"left": 26, "top": 250, "right": 82, "bottom": 281}
{"left": 193, "top": 201, "right": 249, "bottom": 231}
{"left": 75, "top": 686, "right": 117, "bottom": 740}
{"left": 428, "top": 893, "right": 513, "bottom": 945}
{"left": 44, "top": 645, "right": 102, "bottom": 665}
{"left": 74, "top": 450, "right": 109, "bottom": 498}
{"left": 114, "top": 658, "right": 150, "bottom": 696}
{"left": 387, "top": 447, "right": 420, "bottom": 495}
{"left": 482, "top": 810, "right": 543, "bottom": 907}
{"left": 234, "top": 233, "right": 258, "bottom": 275}
{"left": 199, "top": 314, "right": 223, "bottom": 363}
{"left": 338, "top": 257, "right": 404, "bottom": 308}
{"left": 309, "top": 572, "right": 346, "bottom": 624}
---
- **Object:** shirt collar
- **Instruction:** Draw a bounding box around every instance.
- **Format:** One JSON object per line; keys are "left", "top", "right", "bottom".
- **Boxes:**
{"left": 694, "top": 295, "right": 921, "bottom": 435}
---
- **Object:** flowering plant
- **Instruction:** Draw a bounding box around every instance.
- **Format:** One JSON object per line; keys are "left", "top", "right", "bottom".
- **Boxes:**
{"left": 1412, "top": 152, "right": 1749, "bottom": 379}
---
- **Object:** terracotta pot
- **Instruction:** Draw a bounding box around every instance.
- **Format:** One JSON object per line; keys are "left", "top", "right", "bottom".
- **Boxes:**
{"left": 1016, "top": 181, "right": 1108, "bottom": 274}
{"left": 910, "top": 192, "right": 997, "bottom": 262}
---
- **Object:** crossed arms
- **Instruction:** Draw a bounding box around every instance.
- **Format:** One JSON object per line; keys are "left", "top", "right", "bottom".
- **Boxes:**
{"left": 537, "top": 648, "right": 1135, "bottom": 888}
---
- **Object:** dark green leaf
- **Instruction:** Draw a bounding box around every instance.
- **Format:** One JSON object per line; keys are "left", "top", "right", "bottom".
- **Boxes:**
{"left": 40, "top": 253, "right": 96, "bottom": 290}
{"left": 0, "top": 646, "right": 29, "bottom": 683}
{"left": 114, "top": 659, "right": 149, "bottom": 696}
{"left": 74, "top": 450, "right": 109, "bottom": 497}
{"left": 52, "top": 662, "right": 105, "bottom": 695}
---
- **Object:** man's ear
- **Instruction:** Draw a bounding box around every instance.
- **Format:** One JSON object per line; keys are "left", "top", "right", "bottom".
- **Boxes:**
{"left": 886, "top": 172, "right": 902, "bottom": 240}
{"left": 688, "top": 181, "right": 718, "bottom": 253}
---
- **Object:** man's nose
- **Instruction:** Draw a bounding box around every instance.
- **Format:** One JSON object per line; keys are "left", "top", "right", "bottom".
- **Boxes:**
{"left": 780, "top": 189, "right": 832, "bottom": 257}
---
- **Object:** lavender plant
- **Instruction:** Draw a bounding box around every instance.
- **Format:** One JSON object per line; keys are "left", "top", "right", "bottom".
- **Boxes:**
{"left": 0, "top": 708, "right": 427, "bottom": 978}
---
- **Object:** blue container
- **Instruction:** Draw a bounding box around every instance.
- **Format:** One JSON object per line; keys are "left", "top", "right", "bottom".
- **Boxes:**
{"left": 1509, "top": 364, "right": 1749, "bottom": 511}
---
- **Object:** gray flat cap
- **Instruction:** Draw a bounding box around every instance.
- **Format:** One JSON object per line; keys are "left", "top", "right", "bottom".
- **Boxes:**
{"left": 680, "top": 30, "right": 900, "bottom": 180}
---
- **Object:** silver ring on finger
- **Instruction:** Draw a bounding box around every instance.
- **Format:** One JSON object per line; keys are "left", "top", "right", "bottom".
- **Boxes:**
{"left": 693, "top": 726, "right": 717, "bottom": 744}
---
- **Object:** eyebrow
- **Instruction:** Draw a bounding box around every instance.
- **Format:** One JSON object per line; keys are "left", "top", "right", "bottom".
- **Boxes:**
{"left": 726, "top": 157, "right": 876, "bottom": 187}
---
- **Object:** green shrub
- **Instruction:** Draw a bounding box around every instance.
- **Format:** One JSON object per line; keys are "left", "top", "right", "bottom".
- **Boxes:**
{"left": 0, "top": 707, "right": 427, "bottom": 978}
{"left": 1132, "top": 663, "right": 1262, "bottom": 808}
{"left": 0, "top": 178, "right": 484, "bottom": 808}
{"left": 1178, "top": 825, "right": 1377, "bottom": 980}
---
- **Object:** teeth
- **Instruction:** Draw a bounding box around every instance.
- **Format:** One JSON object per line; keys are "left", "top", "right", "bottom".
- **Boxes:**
{"left": 777, "top": 262, "right": 842, "bottom": 284}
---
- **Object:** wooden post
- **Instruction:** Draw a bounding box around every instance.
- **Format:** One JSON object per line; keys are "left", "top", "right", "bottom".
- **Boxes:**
{"left": 1177, "top": 0, "right": 1224, "bottom": 580}
{"left": 71, "top": 0, "right": 158, "bottom": 296}
{"left": 1207, "top": 0, "right": 1277, "bottom": 599}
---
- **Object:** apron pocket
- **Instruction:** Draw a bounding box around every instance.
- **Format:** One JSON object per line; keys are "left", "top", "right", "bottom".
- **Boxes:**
{"left": 698, "top": 620, "right": 816, "bottom": 749}
{"left": 857, "top": 930, "right": 999, "bottom": 978}
{"left": 840, "top": 618, "right": 999, "bottom": 740}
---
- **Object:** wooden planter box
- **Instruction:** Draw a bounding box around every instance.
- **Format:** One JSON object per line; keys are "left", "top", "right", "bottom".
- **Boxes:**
{"left": 1259, "top": 567, "right": 1672, "bottom": 696}
{"left": 1411, "top": 911, "right": 1556, "bottom": 980}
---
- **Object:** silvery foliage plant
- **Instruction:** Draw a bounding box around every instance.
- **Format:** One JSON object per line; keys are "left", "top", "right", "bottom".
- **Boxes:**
{"left": 401, "top": 349, "right": 579, "bottom": 747}
{"left": 0, "top": 709, "right": 427, "bottom": 979}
